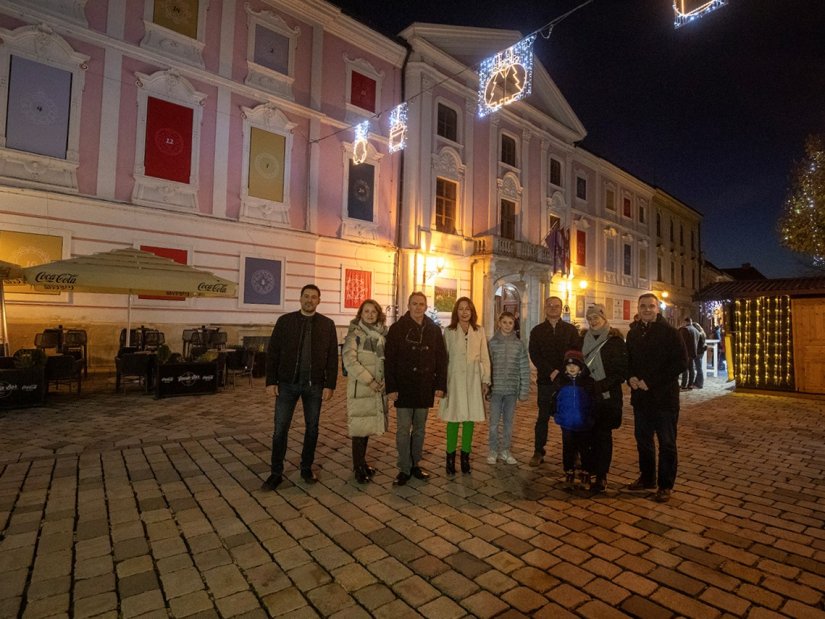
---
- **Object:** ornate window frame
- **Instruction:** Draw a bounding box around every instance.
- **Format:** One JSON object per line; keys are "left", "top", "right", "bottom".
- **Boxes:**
{"left": 499, "top": 130, "right": 519, "bottom": 170}
{"left": 496, "top": 172, "right": 522, "bottom": 240}
{"left": 132, "top": 69, "right": 206, "bottom": 212}
{"left": 604, "top": 181, "right": 617, "bottom": 212}
{"left": 140, "top": 0, "right": 208, "bottom": 69}
{"left": 240, "top": 103, "right": 296, "bottom": 227}
{"left": 431, "top": 146, "right": 465, "bottom": 236}
{"left": 341, "top": 138, "right": 383, "bottom": 240}
{"left": 549, "top": 156, "right": 563, "bottom": 188}
{"left": 0, "top": 24, "right": 88, "bottom": 193}
{"left": 244, "top": 5, "right": 300, "bottom": 100}
{"left": 344, "top": 55, "right": 383, "bottom": 123}
{"left": 8, "top": 0, "right": 89, "bottom": 26}
{"left": 435, "top": 98, "right": 462, "bottom": 146}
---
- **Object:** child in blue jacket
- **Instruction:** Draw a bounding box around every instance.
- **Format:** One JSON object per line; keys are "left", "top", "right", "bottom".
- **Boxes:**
{"left": 553, "top": 350, "right": 596, "bottom": 489}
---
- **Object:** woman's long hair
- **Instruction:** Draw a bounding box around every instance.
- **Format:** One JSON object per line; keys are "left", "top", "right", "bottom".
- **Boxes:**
{"left": 355, "top": 299, "right": 386, "bottom": 326}
{"left": 448, "top": 296, "right": 479, "bottom": 331}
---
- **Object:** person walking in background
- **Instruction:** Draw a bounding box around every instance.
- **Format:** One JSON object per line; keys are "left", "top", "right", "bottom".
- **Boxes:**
{"left": 262, "top": 284, "right": 338, "bottom": 491}
{"left": 385, "top": 292, "right": 448, "bottom": 486}
{"left": 487, "top": 311, "right": 530, "bottom": 465}
{"left": 678, "top": 318, "right": 699, "bottom": 390}
{"left": 552, "top": 350, "right": 596, "bottom": 489}
{"left": 626, "top": 293, "right": 688, "bottom": 503}
{"left": 342, "top": 299, "right": 388, "bottom": 484}
{"left": 692, "top": 320, "right": 707, "bottom": 389}
{"left": 581, "top": 304, "right": 628, "bottom": 494}
{"left": 528, "top": 296, "right": 582, "bottom": 467}
{"left": 439, "top": 297, "right": 491, "bottom": 475}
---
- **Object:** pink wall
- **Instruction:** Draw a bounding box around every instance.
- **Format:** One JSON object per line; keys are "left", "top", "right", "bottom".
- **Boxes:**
{"left": 123, "top": 0, "right": 146, "bottom": 44}
{"left": 72, "top": 39, "right": 105, "bottom": 196}
{"left": 85, "top": 0, "right": 109, "bottom": 33}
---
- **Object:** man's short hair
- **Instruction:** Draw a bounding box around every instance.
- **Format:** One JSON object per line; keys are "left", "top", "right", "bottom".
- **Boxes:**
{"left": 683, "top": 317, "right": 693, "bottom": 324}
{"left": 408, "top": 291, "right": 427, "bottom": 304}
{"left": 545, "top": 296, "right": 563, "bottom": 306}
{"left": 301, "top": 284, "right": 321, "bottom": 297}
{"left": 638, "top": 292, "right": 659, "bottom": 303}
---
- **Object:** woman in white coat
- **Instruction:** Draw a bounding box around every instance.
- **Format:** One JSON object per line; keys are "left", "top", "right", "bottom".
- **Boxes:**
{"left": 439, "top": 297, "right": 491, "bottom": 474}
{"left": 343, "top": 299, "right": 388, "bottom": 484}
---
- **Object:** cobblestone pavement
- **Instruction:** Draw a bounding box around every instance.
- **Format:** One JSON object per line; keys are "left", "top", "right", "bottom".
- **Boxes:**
{"left": 1, "top": 372, "right": 824, "bottom": 618}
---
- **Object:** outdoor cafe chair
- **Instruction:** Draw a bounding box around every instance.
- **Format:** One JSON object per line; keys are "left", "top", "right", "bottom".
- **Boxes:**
{"left": 62, "top": 329, "right": 88, "bottom": 377}
{"left": 35, "top": 330, "right": 60, "bottom": 351}
{"left": 115, "top": 352, "right": 154, "bottom": 394}
{"left": 225, "top": 346, "right": 255, "bottom": 387}
{"left": 45, "top": 355, "right": 83, "bottom": 394}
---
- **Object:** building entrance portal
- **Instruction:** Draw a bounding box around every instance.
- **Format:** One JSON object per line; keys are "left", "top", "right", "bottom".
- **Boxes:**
{"left": 494, "top": 283, "right": 522, "bottom": 338}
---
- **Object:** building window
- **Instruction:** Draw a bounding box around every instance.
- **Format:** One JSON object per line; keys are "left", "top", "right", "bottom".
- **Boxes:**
{"left": 640, "top": 247, "right": 648, "bottom": 279}
{"left": 435, "top": 178, "right": 457, "bottom": 234}
{"left": 670, "top": 262, "right": 675, "bottom": 284}
{"left": 437, "top": 103, "right": 458, "bottom": 142}
{"left": 623, "top": 197, "right": 632, "bottom": 218}
{"left": 350, "top": 71, "right": 376, "bottom": 112}
{"left": 501, "top": 134, "right": 517, "bottom": 167}
{"left": 550, "top": 158, "right": 562, "bottom": 186}
{"left": 576, "top": 176, "right": 587, "bottom": 200}
{"left": 500, "top": 199, "right": 516, "bottom": 239}
{"left": 639, "top": 204, "right": 646, "bottom": 224}
{"left": 347, "top": 161, "right": 375, "bottom": 222}
{"left": 245, "top": 6, "right": 301, "bottom": 99}
{"left": 692, "top": 268, "right": 696, "bottom": 288}
{"left": 656, "top": 212, "right": 662, "bottom": 237}
{"left": 344, "top": 56, "right": 383, "bottom": 121}
{"left": 605, "top": 237, "right": 616, "bottom": 272}
{"left": 680, "top": 224, "right": 684, "bottom": 247}
{"left": 605, "top": 188, "right": 615, "bottom": 211}
{"left": 576, "top": 230, "right": 587, "bottom": 266}
{"left": 691, "top": 229, "right": 695, "bottom": 251}
{"left": 657, "top": 256, "right": 663, "bottom": 281}
{"left": 670, "top": 220, "right": 674, "bottom": 243}
{"left": 141, "top": 0, "right": 207, "bottom": 68}
{"left": 623, "top": 243, "right": 632, "bottom": 275}
{"left": 681, "top": 263, "right": 685, "bottom": 287}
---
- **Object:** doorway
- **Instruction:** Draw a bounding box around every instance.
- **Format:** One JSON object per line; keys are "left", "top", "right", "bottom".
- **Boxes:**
{"left": 494, "top": 284, "right": 522, "bottom": 338}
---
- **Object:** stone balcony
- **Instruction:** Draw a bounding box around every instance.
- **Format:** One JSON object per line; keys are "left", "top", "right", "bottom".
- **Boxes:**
{"left": 473, "top": 235, "right": 554, "bottom": 264}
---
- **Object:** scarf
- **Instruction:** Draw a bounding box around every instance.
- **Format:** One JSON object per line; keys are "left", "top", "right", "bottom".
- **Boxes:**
{"left": 582, "top": 324, "right": 611, "bottom": 384}
{"left": 356, "top": 319, "right": 386, "bottom": 359}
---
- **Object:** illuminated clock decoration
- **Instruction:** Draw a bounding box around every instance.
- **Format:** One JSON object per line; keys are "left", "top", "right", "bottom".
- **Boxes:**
{"left": 387, "top": 103, "right": 408, "bottom": 153}
{"left": 352, "top": 121, "right": 370, "bottom": 165}
{"left": 477, "top": 34, "right": 537, "bottom": 118}
{"left": 673, "top": 0, "right": 727, "bottom": 29}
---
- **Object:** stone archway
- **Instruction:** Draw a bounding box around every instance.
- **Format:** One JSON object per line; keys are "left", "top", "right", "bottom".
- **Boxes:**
{"left": 494, "top": 283, "right": 522, "bottom": 338}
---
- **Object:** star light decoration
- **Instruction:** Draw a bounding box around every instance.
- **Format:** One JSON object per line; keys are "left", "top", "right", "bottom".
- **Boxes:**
{"left": 351, "top": 120, "right": 370, "bottom": 165}
{"left": 387, "top": 103, "right": 408, "bottom": 153}
{"left": 673, "top": 0, "right": 728, "bottom": 29}
{"left": 477, "top": 35, "right": 537, "bottom": 118}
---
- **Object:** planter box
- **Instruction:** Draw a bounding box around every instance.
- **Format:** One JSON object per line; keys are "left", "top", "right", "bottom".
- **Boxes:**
{"left": 155, "top": 361, "right": 219, "bottom": 399}
{"left": 0, "top": 367, "right": 46, "bottom": 409}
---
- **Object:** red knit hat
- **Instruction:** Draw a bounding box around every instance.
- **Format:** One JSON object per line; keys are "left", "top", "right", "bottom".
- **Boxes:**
{"left": 563, "top": 349, "right": 586, "bottom": 369}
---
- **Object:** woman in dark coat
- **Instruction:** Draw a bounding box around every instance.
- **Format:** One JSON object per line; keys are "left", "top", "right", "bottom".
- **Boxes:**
{"left": 581, "top": 304, "right": 628, "bottom": 494}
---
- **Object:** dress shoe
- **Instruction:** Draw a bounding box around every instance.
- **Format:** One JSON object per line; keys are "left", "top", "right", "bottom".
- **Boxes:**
{"left": 393, "top": 472, "right": 410, "bottom": 486}
{"left": 355, "top": 466, "right": 369, "bottom": 484}
{"left": 365, "top": 465, "right": 377, "bottom": 478}
{"left": 301, "top": 470, "right": 319, "bottom": 484}
{"left": 627, "top": 477, "right": 656, "bottom": 491}
{"left": 654, "top": 488, "right": 672, "bottom": 503}
{"left": 528, "top": 453, "right": 544, "bottom": 467}
{"left": 261, "top": 474, "right": 283, "bottom": 491}
{"left": 590, "top": 476, "right": 607, "bottom": 495}
{"left": 411, "top": 466, "right": 430, "bottom": 480}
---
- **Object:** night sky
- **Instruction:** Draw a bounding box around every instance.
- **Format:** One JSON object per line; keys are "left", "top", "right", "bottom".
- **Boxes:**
{"left": 334, "top": 0, "right": 825, "bottom": 278}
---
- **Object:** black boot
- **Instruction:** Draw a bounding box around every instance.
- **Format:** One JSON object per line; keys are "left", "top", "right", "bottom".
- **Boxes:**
{"left": 460, "top": 451, "right": 471, "bottom": 474}
{"left": 446, "top": 451, "right": 456, "bottom": 475}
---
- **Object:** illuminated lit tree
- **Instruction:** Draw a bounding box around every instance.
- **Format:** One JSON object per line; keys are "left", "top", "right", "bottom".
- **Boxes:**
{"left": 778, "top": 134, "right": 825, "bottom": 270}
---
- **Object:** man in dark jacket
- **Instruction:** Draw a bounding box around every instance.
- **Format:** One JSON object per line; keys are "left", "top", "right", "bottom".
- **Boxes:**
{"left": 385, "top": 291, "right": 448, "bottom": 486}
{"left": 626, "top": 293, "right": 688, "bottom": 503}
{"left": 262, "top": 284, "right": 339, "bottom": 491}
{"left": 528, "top": 295, "right": 582, "bottom": 467}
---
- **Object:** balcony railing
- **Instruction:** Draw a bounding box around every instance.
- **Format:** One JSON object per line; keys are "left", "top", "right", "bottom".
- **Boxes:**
{"left": 473, "top": 235, "right": 553, "bottom": 264}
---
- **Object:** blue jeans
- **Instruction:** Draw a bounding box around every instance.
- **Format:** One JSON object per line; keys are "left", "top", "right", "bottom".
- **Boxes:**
{"left": 489, "top": 393, "right": 517, "bottom": 454}
{"left": 692, "top": 355, "right": 704, "bottom": 388}
{"left": 395, "top": 407, "right": 428, "bottom": 475}
{"left": 270, "top": 382, "right": 323, "bottom": 477}
{"left": 633, "top": 405, "right": 679, "bottom": 489}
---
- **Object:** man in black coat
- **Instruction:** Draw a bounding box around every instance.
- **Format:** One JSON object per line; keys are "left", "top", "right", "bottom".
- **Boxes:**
{"left": 261, "top": 284, "right": 339, "bottom": 491}
{"left": 528, "top": 295, "right": 582, "bottom": 467}
{"left": 385, "top": 292, "right": 448, "bottom": 486}
{"left": 626, "top": 293, "right": 688, "bottom": 503}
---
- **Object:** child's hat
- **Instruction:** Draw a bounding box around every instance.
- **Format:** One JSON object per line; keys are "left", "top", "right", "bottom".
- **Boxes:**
{"left": 564, "top": 349, "right": 586, "bottom": 369}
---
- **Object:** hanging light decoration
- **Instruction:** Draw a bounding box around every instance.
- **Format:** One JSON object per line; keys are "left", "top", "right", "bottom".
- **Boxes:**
{"left": 387, "top": 103, "right": 408, "bottom": 153}
{"left": 673, "top": 0, "right": 728, "bottom": 29}
{"left": 352, "top": 120, "right": 370, "bottom": 165}
{"left": 477, "top": 34, "right": 537, "bottom": 118}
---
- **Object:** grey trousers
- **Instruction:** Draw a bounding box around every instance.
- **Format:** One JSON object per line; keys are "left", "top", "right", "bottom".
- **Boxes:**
{"left": 396, "top": 407, "right": 428, "bottom": 475}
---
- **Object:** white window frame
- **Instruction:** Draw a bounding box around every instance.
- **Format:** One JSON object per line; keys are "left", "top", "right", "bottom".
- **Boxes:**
{"left": 240, "top": 103, "right": 296, "bottom": 227}
{"left": 11, "top": 0, "right": 88, "bottom": 26}
{"left": 344, "top": 55, "right": 383, "bottom": 123}
{"left": 0, "top": 24, "right": 88, "bottom": 193}
{"left": 435, "top": 98, "right": 462, "bottom": 147}
{"left": 549, "top": 156, "right": 563, "bottom": 188}
{"left": 140, "top": 0, "right": 208, "bottom": 69}
{"left": 496, "top": 172, "right": 522, "bottom": 240}
{"left": 575, "top": 171, "right": 588, "bottom": 201}
{"left": 238, "top": 253, "right": 287, "bottom": 310}
{"left": 244, "top": 5, "right": 300, "bottom": 100}
{"left": 604, "top": 181, "right": 617, "bottom": 212}
{"left": 499, "top": 131, "right": 519, "bottom": 170}
{"left": 132, "top": 69, "right": 206, "bottom": 212}
{"left": 431, "top": 146, "right": 465, "bottom": 236}
{"left": 622, "top": 192, "right": 633, "bottom": 219}
{"left": 341, "top": 138, "right": 383, "bottom": 240}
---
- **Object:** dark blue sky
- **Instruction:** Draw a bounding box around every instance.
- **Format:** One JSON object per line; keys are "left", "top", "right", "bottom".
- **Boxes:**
{"left": 335, "top": 0, "right": 825, "bottom": 278}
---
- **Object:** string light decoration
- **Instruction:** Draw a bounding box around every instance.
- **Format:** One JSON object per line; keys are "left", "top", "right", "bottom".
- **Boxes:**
{"left": 733, "top": 295, "right": 793, "bottom": 391}
{"left": 477, "top": 34, "right": 537, "bottom": 118}
{"left": 387, "top": 103, "right": 408, "bottom": 153}
{"left": 673, "top": 0, "right": 728, "bottom": 29}
{"left": 351, "top": 121, "right": 370, "bottom": 165}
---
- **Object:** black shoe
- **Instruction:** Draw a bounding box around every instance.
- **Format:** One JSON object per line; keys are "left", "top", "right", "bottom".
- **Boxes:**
{"left": 365, "top": 465, "right": 377, "bottom": 478}
{"left": 411, "top": 466, "right": 430, "bottom": 480}
{"left": 261, "top": 474, "right": 283, "bottom": 491}
{"left": 393, "top": 472, "right": 410, "bottom": 486}
{"left": 627, "top": 477, "right": 656, "bottom": 491}
{"left": 301, "top": 470, "right": 318, "bottom": 484}
{"left": 654, "top": 488, "right": 672, "bottom": 503}
{"left": 355, "top": 467, "right": 369, "bottom": 484}
{"left": 446, "top": 452, "right": 456, "bottom": 475}
{"left": 460, "top": 451, "right": 471, "bottom": 474}
{"left": 590, "top": 476, "right": 607, "bottom": 495}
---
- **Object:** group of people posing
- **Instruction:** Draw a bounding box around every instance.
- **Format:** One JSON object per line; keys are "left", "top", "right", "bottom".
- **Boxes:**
{"left": 261, "top": 285, "right": 687, "bottom": 504}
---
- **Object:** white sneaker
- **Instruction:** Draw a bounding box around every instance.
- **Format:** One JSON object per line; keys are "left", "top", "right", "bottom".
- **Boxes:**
{"left": 486, "top": 452, "right": 497, "bottom": 465}
{"left": 501, "top": 451, "right": 517, "bottom": 465}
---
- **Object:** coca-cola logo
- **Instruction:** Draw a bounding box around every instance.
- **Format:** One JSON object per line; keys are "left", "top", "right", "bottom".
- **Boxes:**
{"left": 34, "top": 272, "right": 78, "bottom": 284}
{"left": 198, "top": 282, "right": 228, "bottom": 293}
{"left": 0, "top": 382, "right": 15, "bottom": 398}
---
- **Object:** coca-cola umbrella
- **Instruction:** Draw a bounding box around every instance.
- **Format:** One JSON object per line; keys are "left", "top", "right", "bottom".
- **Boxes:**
{"left": 21, "top": 248, "right": 237, "bottom": 346}
{"left": 0, "top": 259, "right": 24, "bottom": 356}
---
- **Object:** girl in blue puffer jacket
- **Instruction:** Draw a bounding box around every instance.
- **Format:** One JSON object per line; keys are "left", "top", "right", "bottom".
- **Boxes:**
{"left": 552, "top": 350, "right": 596, "bottom": 489}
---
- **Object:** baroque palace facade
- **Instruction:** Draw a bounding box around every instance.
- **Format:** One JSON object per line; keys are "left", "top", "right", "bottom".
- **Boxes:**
{"left": 0, "top": 0, "right": 701, "bottom": 367}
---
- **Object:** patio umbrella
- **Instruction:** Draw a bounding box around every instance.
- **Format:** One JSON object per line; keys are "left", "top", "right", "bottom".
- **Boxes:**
{"left": 0, "top": 259, "right": 24, "bottom": 356}
{"left": 21, "top": 248, "right": 237, "bottom": 346}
